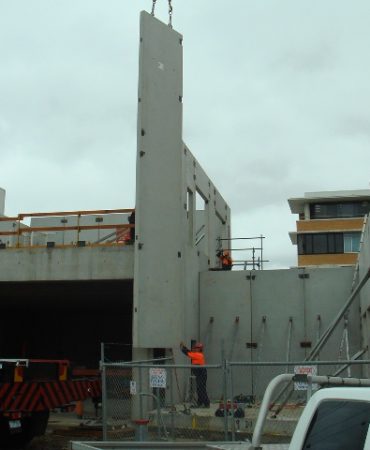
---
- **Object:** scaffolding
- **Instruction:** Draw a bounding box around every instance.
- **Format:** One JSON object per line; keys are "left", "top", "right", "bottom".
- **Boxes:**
{"left": 217, "top": 235, "right": 268, "bottom": 270}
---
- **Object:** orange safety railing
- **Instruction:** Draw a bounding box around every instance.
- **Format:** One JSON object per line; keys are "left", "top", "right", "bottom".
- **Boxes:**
{"left": 0, "top": 208, "right": 135, "bottom": 248}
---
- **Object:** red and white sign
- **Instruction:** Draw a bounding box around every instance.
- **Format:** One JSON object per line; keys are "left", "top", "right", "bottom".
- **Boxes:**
{"left": 294, "top": 365, "right": 318, "bottom": 391}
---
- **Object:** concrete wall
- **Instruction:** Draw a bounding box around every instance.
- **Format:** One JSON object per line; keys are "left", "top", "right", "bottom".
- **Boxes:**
{"left": 133, "top": 12, "right": 229, "bottom": 351}
{"left": 358, "top": 216, "right": 370, "bottom": 370}
{"left": 200, "top": 266, "right": 359, "bottom": 397}
{"left": 0, "top": 245, "right": 134, "bottom": 281}
{"left": 0, "top": 188, "right": 5, "bottom": 215}
{"left": 30, "top": 213, "right": 130, "bottom": 245}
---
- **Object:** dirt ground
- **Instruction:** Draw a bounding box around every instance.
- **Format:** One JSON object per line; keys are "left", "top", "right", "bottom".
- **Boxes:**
{"left": 27, "top": 412, "right": 102, "bottom": 450}
{"left": 29, "top": 433, "right": 99, "bottom": 450}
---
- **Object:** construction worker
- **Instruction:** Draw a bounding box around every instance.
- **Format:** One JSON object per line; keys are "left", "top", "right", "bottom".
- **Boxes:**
{"left": 180, "top": 341, "right": 210, "bottom": 408}
{"left": 217, "top": 250, "right": 233, "bottom": 270}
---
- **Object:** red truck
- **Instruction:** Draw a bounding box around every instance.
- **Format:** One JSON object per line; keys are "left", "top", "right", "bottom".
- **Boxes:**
{"left": 0, "top": 358, "right": 101, "bottom": 448}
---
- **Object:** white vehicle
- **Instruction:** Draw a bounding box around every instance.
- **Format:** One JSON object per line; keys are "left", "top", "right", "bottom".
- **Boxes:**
{"left": 250, "top": 374, "right": 370, "bottom": 450}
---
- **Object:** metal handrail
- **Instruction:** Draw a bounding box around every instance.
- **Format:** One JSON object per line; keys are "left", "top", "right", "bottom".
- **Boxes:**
{"left": 0, "top": 208, "right": 135, "bottom": 246}
{"left": 250, "top": 373, "right": 370, "bottom": 449}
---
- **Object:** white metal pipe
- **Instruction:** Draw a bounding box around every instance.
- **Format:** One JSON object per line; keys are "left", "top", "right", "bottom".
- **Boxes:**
{"left": 250, "top": 374, "right": 370, "bottom": 449}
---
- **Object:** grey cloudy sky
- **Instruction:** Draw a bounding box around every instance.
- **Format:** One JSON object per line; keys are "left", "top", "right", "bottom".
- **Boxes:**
{"left": 1, "top": 1, "right": 370, "bottom": 268}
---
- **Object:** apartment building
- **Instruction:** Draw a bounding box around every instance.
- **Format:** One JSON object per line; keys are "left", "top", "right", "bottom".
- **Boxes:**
{"left": 288, "top": 189, "right": 370, "bottom": 267}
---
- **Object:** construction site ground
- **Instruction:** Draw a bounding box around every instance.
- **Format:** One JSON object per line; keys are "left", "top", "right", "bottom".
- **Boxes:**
{"left": 25, "top": 401, "right": 298, "bottom": 450}
{"left": 28, "top": 412, "right": 102, "bottom": 450}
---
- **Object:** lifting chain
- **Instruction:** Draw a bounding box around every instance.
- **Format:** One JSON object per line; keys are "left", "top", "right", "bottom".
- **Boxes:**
{"left": 168, "top": 0, "right": 173, "bottom": 28}
{"left": 151, "top": 0, "right": 157, "bottom": 16}
{"left": 151, "top": 0, "right": 174, "bottom": 28}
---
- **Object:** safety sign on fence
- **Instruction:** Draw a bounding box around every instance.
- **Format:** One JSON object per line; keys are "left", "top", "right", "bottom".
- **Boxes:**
{"left": 294, "top": 365, "right": 318, "bottom": 391}
{"left": 130, "top": 380, "right": 137, "bottom": 395}
{"left": 149, "top": 368, "right": 167, "bottom": 388}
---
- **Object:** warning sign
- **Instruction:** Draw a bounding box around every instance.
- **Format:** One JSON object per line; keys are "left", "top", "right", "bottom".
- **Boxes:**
{"left": 130, "top": 380, "right": 137, "bottom": 395}
{"left": 149, "top": 368, "right": 167, "bottom": 388}
{"left": 294, "top": 365, "right": 318, "bottom": 391}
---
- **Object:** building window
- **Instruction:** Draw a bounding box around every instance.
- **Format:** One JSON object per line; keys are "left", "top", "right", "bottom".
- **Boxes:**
{"left": 310, "top": 201, "right": 370, "bottom": 219}
{"left": 344, "top": 232, "right": 361, "bottom": 252}
{"left": 297, "top": 232, "right": 362, "bottom": 255}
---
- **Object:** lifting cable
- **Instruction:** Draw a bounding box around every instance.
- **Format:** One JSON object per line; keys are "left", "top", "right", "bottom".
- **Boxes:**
{"left": 151, "top": 0, "right": 173, "bottom": 28}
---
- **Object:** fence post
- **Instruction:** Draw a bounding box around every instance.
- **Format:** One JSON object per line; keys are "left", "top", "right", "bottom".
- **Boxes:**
{"left": 139, "top": 364, "right": 143, "bottom": 419}
{"left": 169, "top": 366, "right": 175, "bottom": 439}
{"left": 101, "top": 343, "right": 108, "bottom": 441}
{"left": 229, "top": 362, "right": 236, "bottom": 441}
{"left": 221, "top": 343, "right": 229, "bottom": 441}
{"left": 156, "top": 387, "right": 161, "bottom": 438}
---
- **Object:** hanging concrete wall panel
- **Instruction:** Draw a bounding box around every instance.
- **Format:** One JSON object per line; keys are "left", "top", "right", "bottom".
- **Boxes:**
{"left": 133, "top": 12, "right": 231, "bottom": 349}
{"left": 133, "top": 12, "right": 185, "bottom": 348}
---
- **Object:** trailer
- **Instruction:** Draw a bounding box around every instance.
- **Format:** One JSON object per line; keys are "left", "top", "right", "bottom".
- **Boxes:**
{"left": 0, "top": 358, "right": 101, "bottom": 448}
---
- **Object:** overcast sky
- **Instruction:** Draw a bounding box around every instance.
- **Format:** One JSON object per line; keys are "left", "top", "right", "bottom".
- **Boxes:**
{"left": 1, "top": 1, "right": 370, "bottom": 269}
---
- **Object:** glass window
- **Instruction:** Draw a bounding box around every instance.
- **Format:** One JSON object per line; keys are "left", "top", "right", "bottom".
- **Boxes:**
{"left": 298, "top": 234, "right": 313, "bottom": 255}
{"left": 344, "top": 232, "right": 361, "bottom": 253}
{"left": 298, "top": 235, "right": 304, "bottom": 255}
{"left": 297, "top": 233, "right": 344, "bottom": 255}
{"left": 335, "top": 233, "right": 344, "bottom": 253}
{"left": 312, "top": 234, "right": 328, "bottom": 254}
{"left": 327, "top": 234, "right": 336, "bottom": 253}
{"left": 302, "top": 399, "right": 370, "bottom": 449}
{"left": 310, "top": 201, "right": 370, "bottom": 219}
{"left": 305, "top": 234, "right": 313, "bottom": 254}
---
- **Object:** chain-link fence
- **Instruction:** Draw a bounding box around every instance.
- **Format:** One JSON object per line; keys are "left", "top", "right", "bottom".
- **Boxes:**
{"left": 101, "top": 357, "right": 370, "bottom": 444}
{"left": 102, "top": 360, "right": 226, "bottom": 442}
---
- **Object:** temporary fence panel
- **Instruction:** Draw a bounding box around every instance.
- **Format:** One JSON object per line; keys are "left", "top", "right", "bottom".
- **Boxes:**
{"left": 102, "top": 362, "right": 227, "bottom": 442}
{"left": 228, "top": 363, "right": 304, "bottom": 444}
{"left": 101, "top": 359, "right": 370, "bottom": 445}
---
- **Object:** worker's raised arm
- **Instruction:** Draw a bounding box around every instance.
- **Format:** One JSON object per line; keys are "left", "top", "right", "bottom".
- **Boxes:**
{"left": 180, "top": 341, "right": 190, "bottom": 356}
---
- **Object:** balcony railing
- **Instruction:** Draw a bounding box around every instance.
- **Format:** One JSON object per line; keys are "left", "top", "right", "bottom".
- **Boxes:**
{"left": 0, "top": 208, "right": 135, "bottom": 249}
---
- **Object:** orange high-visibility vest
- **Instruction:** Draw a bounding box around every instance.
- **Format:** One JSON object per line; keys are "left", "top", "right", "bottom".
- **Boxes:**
{"left": 222, "top": 255, "right": 232, "bottom": 266}
{"left": 187, "top": 351, "right": 205, "bottom": 366}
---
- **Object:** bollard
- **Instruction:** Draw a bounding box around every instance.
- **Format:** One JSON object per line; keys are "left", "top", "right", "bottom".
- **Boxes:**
{"left": 134, "top": 418, "right": 150, "bottom": 441}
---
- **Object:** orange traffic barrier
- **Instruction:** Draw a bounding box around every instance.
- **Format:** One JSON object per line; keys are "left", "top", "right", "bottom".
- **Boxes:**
{"left": 75, "top": 400, "right": 84, "bottom": 419}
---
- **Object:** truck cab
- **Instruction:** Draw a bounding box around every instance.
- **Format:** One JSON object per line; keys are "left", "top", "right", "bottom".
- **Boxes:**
{"left": 290, "top": 387, "right": 370, "bottom": 450}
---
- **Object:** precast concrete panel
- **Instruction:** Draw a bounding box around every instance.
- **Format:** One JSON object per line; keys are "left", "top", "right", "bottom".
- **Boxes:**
{"left": 200, "top": 271, "right": 253, "bottom": 395}
{"left": 251, "top": 269, "right": 304, "bottom": 360}
{"left": 134, "top": 12, "right": 184, "bottom": 348}
{"left": 303, "top": 267, "right": 358, "bottom": 374}
{"left": 358, "top": 217, "right": 370, "bottom": 367}
{"left": 250, "top": 269, "right": 304, "bottom": 395}
{"left": 200, "top": 267, "right": 363, "bottom": 398}
{"left": 359, "top": 217, "right": 370, "bottom": 309}
{"left": 183, "top": 146, "right": 229, "bottom": 225}
{"left": 0, "top": 246, "right": 134, "bottom": 281}
{"left": 0, "top": 188, "right": 5, "bottom": 215}
{"left": 183, "top": 146, "right": 230, "bottom": 265}
{"left": 30, "top": 214, "right": 129, "bottom": 246}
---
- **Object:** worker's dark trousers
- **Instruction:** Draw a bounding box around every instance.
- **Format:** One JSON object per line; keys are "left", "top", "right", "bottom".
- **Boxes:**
{"left": 193, "top": 367, "right": 210, "bottom": 407}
